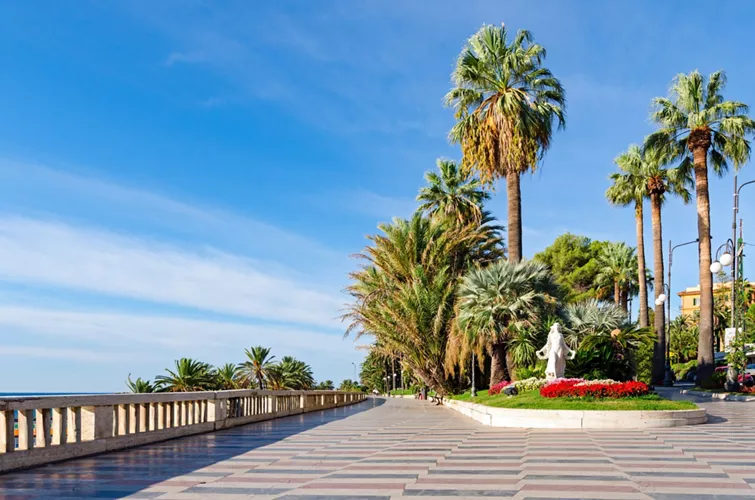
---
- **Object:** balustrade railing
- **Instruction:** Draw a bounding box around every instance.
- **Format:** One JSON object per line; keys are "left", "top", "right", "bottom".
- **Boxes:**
{"left": 0, "top": 390, "right": 365, "bottom": 473}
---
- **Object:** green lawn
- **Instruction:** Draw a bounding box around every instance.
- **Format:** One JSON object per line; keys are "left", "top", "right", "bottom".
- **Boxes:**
{"left": 451, "top": 389, "right": 697, "bottom": 411}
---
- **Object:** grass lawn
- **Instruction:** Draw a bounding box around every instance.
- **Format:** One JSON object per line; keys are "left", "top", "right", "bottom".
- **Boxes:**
{"left": 451, "top": 389, "right": 697, "bottom": 411}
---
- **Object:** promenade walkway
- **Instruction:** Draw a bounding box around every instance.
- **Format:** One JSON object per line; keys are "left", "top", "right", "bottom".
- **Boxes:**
{"left": 2, "top": 392, "right": 755, "bottom": 499}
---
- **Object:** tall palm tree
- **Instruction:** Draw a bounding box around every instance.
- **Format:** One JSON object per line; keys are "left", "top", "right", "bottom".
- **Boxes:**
{"left": 596, "top": 243, "right": 636, "bottom": 309}
{"left": 155, "top": 358, "right": 214, "bottom": 392}
{"left": 646, "top": 70, "right": 755, "bottom": 385}
{"left": 417, "top": 158, "right": 490, "bottom": 225}
{"left": 445, "top": 24, "right": 565, "bottom": 263}
{"left": 453, "top": 260, "right": 561, "bottom": 384}
{"left": 242, "top": 346, "right": 275, "bottom": 389}
{"left": 638, "top": 147, "right": 692, "bottom": 384}
{"left": 607, "top": 145, "right": 650, "bottom": 328}
{"left": 213, "top": 363, "right": 242, "bottom": 390}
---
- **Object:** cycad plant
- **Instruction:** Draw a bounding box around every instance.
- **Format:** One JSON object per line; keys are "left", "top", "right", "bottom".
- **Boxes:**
{"left": 452, "top": 260, "right": 561, "bottom": 384}
{"left": 445, "top": 24, "right": 565, "bottom": 263}
{"left": 155, "top": 358, "right": 214, "bottom": 392}
{"left": 646, "top": 70, "right": 755, "bottom": 385}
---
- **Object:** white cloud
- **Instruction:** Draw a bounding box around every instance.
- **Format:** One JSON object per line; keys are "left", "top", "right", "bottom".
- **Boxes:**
{"left": 0, "top": 217, "right": 344, "bottom": 328}
{"left": 0, "top": 346, "right": 115, "bottom": 363}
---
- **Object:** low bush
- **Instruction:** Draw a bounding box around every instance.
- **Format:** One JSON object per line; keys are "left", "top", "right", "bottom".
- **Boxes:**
{"left": 672, "top": 360, "right": 697, "bottom": 380}
{"left": 540, "top": 379, "right": 649, "bottom": 399}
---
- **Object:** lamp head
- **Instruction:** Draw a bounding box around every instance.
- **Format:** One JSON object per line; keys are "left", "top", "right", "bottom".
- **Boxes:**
{"left": 720, "top": 252, "right": 733, "bottom": 267}
{"left": 657, "top": 293, "right": 667, "bottom": 303}
{"left": 710, "top": 261, "right": 723, "bottom": 273}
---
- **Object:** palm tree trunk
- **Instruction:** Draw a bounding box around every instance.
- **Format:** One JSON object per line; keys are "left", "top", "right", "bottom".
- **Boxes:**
{"left": 691, "top": 140, "right": 715, "bottom": 387}
{"left": 614, "top": 280, "right": 620, "bottom": 305}
{"left": 636, "top": 202, "right": 649, "bottom": 328}
{"left": 490, "top": 342, "right": 509, "bottom": 385}
{"left": 507, "top": 174, "right": 522, "bottom": 263}
{"left": 650, "top": 193, "right": 666, "bottom": 385}
{"left": 620, "top": 287, "right": 628, "bottom": 312}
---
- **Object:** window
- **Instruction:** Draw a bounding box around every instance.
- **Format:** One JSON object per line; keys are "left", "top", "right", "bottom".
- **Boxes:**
{"left": 692, "top": 298, "right": 699, "bottom": 306}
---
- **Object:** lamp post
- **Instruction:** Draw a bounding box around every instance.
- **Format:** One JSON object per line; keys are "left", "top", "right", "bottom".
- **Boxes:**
{"left": 709, "top": 175, "right": 755, "bottom": 392}
{"left": 657, "top": 238, "right": 699, "bottom": 387}
{"left": 392, "top": 372, "right": 397, "bottom": 391}
{"left": 471, "top": 353, "right": 477, "bottom": 397}
{"left": 351, "top": 362, "right": 357, "bottom": 384}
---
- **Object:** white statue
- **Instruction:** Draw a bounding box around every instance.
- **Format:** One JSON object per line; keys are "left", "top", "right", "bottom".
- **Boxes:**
{"left": 536, "top": 323, "right": 576, "bottom": 381}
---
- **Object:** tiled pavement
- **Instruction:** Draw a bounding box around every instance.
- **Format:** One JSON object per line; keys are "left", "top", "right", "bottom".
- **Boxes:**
{"left": 3, "top": 391, "right": 755, "bottom": 499}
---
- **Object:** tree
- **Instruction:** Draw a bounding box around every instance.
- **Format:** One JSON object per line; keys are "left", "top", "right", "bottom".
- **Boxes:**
{"left": 596, "top": 242, "right": 637, "bottom": 310}
{"left": 445, "top": 24, "right": 565, "bottom": 263}
{"left": 339, "top": 379, "right": 360, "bottom": 391}
{"left": 275, "top": 356, "right": 315, "bottom": 390}
{"left": 242, "top": 346, "right": 275, "bottom": 389}
{"left": 213, "top": 363, "right": 242, "bottom": 390}
{"left": 669, "top": 315, "right": 697, "bottom": 364}
{"left": 646, "top": 70, "right": 755, "bottom": 385}
{"left": 418, "top": 158, "right": 489, "bottom": 225}
{"left": 126, "top": 374, "right": 154, "bottom": 393}
{"left": 607, "top": 145, "right": 650, "bottom": 328}
{"left": 155, "top": 358, "right": 214, "bottom": 392}
{"left": 533, "top": 233, "right": 609, "bottom": 302}
{"left": 452, "top": 260, "right": 561, "bottom": 384}
{"left": 637, "top": 146, "right": 692, "bottom": 384}
{"left": 344, "top": 212, "right": 503, "bottom": 396}
{"left": 315, "top": 380, "right": 334, "bottom": 390}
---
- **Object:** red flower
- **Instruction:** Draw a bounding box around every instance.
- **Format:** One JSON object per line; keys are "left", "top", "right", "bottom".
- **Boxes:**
{"left": 540, "top": 380, "right": 649, "bottom": 399}
{"left": 488, "top": 380, "right": 510, "bottom": 395}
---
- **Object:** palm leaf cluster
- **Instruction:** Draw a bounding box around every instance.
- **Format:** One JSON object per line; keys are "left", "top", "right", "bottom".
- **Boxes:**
{"left": 126, "top": 346, "right": 315, "bottom": 393}
{"left": 344, "top": 212, "right": 504, "bottom": 396}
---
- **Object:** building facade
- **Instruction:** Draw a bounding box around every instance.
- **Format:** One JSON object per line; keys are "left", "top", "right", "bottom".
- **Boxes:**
{"left": 678, "top": 281, "right": 754, "bottom": 317}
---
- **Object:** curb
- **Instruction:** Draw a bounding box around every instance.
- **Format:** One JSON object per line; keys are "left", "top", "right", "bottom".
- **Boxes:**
{"left": 681, "top": 389, "right": 755, "bottom": 402}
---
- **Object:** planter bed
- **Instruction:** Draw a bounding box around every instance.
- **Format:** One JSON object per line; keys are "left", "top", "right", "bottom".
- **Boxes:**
{"left": 445, "top": 390, "right": 705, "bottom": 429}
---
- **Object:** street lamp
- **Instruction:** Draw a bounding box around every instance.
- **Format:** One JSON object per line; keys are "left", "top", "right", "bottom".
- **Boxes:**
{"left": 471, "top": 353, "right": 477, "bottom": 397}
{"left": 659, "top": 238, "right": 698, "bottom": 387}
{"left": 392, "top": 372, "right": 397, "bottom": 391}
{"left": 351, "top": 362, "right": 357, "bottom": 383}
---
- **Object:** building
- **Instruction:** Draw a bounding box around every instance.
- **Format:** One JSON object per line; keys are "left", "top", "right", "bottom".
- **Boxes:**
{"left": 678, "top": 281, "right": 755, "bottom": 317}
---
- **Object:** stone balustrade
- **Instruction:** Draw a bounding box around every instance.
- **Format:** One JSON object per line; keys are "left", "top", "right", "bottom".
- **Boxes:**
{"left": 0, "top": 390, "right": 365, "bottom": 473}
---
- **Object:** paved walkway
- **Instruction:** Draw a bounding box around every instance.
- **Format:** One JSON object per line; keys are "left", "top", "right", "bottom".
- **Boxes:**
{"left": 3, "top": 392, "right": 755, "bottom": 499}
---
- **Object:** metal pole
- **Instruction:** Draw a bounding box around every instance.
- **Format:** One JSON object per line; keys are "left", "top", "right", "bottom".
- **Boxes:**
{"left": 471, "top": 353, "right": 477, "bottom": 397}
{"left": 732, "top": 175, "right": 738, "bottom": 330}
{"left": 666, "top": 240, "right": 672, "bottom": 385}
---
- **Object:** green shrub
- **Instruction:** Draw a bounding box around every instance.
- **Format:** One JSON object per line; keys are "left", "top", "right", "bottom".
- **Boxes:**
{"left": 514, "top": 364, "right": 545, "bottom": 380}
{"left": 672, "top": 360, "right": 697, "bottom": 380}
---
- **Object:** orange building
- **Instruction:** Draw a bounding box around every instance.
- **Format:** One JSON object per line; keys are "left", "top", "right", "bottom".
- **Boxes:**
{"left": 678, "top": 282, "right": 754, "bottom": 317}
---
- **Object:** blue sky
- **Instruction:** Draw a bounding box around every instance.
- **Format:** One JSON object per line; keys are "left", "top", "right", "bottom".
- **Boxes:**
{"left": 2, "top": 1, "right": 755, "bottom": 392}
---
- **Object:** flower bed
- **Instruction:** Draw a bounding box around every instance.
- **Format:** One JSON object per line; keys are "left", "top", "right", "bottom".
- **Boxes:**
{"left": 540, "top": 378, "right": 649, "bottom": 398}
{"left": 488, "top": 380, "right": 510, "bottom": 395}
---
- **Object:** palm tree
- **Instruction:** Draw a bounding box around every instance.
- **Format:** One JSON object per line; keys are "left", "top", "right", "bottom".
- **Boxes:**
{"left": 646, "top": 70, "right": 755, "bottom": 385}
{"left": 276, "top": 356, "right": 315, "bottom": 390}
{"left": 561, "top": 299, "right": 627, "bottom": 348}
{"left": 607, "top": 145, "right": 650, "bottom": 328}
{"left": 417, "top": 158, "right": 489, "bottom": 225}
{"left": 669, "top": 315, "right": 697, "bottom": 364}
{"left": 126, "top": 374, "right": 154, "bottom": 393}
{"left": 242, "top": 346, "right": 275, "bottom": 389}
{"left": 639, "top": 147, "right": 692, "bottom": 383}
{"left": 596, "top": 243, "right": 636, "bottom": 309}
{"left": 445, "top": 24, "right": 565, "bottom": 263}
{"left": 453, "top": 260, "right": 561, "bottom": 384}
{"left": 213, "top": 363, "right": 242, "bottom": 390}
{"left": 344, "top": 212, "right": 503, "bottom": 395}
{"left": 155, "top": 358, "right": 214, "bottom": 392}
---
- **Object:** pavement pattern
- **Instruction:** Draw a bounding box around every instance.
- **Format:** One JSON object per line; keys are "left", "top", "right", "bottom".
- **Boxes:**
{"left": 2, "top": 391, "right": 755, "bottom": 499}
